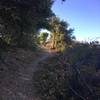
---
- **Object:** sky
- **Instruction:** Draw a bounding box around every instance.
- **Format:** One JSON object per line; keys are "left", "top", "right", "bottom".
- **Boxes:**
{"left": 52, "top": 0, "right": 100, "bottom": 42}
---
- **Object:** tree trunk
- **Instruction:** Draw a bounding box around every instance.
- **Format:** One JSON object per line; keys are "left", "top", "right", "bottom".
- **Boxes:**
{"left": 51, "top": 33, "right": 56, "bottom": 49}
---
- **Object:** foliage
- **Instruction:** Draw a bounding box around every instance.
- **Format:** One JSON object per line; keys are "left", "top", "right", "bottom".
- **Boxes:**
{"left": 37, "top": 32, "right": 48, "bottom": 45}
{"left": 67, "top": 43, "right": 92, "bottom": 64}
{"left": 33, "top": 43, "right": 100, "bottom": 100}
{"left": 48, "top": 16, "right": 74, "bottom": 51}
{"left": 0, "top": 0, "right": 54, "bottom": 48}
{"left": 33, "top": 57, "right": 72, "bottom": 100}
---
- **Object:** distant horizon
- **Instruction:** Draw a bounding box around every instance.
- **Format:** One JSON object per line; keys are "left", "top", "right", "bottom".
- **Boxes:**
{"left": 52, "top": 0, "right": 100, "bottom": 42}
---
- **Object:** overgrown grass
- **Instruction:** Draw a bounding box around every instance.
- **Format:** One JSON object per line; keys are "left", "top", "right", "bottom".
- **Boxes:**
{"left": 33, "top": 42, "right": 100, "bottom": 100}
{"left": 33, "top": 56, "right": 72, "bottom": 100}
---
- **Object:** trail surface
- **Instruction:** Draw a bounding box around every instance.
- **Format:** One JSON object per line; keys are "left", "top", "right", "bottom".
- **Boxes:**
{"left": 0, "top": 49, "right": 55, "bottom": 100}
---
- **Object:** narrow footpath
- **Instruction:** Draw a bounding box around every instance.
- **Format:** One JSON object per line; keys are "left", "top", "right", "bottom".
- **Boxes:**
{"left": 0, "top": 49, "right": 55, "bottom": 100}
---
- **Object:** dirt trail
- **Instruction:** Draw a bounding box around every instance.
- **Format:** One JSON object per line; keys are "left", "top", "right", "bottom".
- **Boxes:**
{"left": 0, "top": 50, "right": 55, "bottom": 100}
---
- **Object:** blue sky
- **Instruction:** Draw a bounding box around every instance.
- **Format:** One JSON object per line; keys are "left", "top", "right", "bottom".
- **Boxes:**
{"left": 52, "top": 0, "right": 100, "bottom": 42}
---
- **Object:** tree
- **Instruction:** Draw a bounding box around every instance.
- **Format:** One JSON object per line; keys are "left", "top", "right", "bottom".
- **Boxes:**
{"left": 37, "top": 32, "right": 48, "bottom": 45}
{"left": 0, "top": 0, "right": 54, "bottom": 48}
{"left": 48, "top": 16, "right": 74, "bottom": 50}
{"left": 0, "top": 0, "right": 66, "bottom": 49}
{"left": 49, "top": 16, "right": 60, "bottom": 49}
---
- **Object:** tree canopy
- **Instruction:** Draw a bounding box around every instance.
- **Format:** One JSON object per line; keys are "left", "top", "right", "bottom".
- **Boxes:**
{"left": 48, "top": 16, "right": 74, "bottom": 50}
{"left": 0, "top": 0, "right": 54, "bottom": 47}
{"left": 0, "top": 0, "right": 69, "bottom": 50}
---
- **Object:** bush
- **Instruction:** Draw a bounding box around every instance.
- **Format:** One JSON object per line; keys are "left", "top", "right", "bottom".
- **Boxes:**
{"left": 65, "top": 43, "right": 92, "bottom": 64}
{"left": 33, "top": 57, "right": 72, "bottom": 100}
{"left": 33, "top": 43, "right": 100, "bottom": 100}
